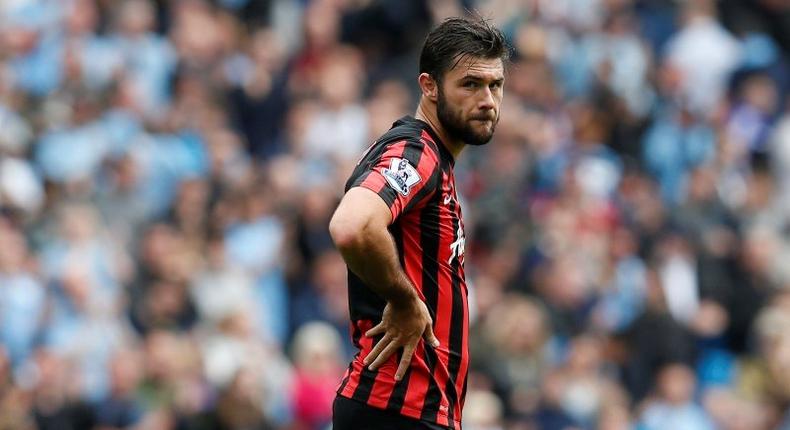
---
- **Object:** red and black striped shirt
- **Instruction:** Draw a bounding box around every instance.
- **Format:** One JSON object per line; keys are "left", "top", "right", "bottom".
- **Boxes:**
{"left": 337, "top": 116, "right": 469, "bottom": 429}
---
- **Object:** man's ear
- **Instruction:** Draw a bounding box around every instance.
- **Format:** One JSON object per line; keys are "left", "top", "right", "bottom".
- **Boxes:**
{"left": 418, "top": 73, "right": 438, "bottom": 102}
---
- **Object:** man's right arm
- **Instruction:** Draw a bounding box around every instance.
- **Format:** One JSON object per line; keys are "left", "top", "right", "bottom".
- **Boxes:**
{"left": 328, "top": 187, "right": 415, "bottom": 305}
{"left": 329, "top": 186, "right": 439, "bottom": 381}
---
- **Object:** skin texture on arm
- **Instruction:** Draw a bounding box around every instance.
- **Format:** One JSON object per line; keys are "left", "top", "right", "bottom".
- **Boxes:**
{"left": 329, "top": 186, "right": 439, "bottom": 380}
{"left": 329, "top": 187, "right": 412, "bottom": 305}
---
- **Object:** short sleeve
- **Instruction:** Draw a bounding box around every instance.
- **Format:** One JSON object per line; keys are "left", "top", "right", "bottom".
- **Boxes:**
{"left": 349, "top": 139, "right": 440, "bottom": 222}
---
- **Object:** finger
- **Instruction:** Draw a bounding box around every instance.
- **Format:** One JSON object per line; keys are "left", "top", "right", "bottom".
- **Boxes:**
{"left": 365, "top": 323, "right": 385, "bottom": 338}
{"left": 423, "top": 325, "right": 440, "bottom": 348}
{"left": 368, "top": 341, "right": 401, "bottom": 371}
{"left": 363, "top": 334, "right": 391, "bottom": 366}
{"left": 395, "top": 345, "right": 415, "bottom": 381}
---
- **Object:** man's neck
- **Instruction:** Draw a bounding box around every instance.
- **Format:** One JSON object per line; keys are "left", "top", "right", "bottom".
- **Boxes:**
{"left": 414, "top": 102, "right": 465, "bottom": 159}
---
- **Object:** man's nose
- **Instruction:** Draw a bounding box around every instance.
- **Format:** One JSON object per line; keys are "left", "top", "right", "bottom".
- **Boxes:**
{"left": 478, "top": 86, "right": 495, "bottom": 111}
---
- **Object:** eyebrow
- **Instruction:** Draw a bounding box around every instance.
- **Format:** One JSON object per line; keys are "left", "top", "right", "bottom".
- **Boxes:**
{"left": 460, "top": 75, "right": 505, "bottom": 84}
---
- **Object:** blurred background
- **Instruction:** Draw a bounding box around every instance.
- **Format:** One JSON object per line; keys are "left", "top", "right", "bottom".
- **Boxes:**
{"left": 0, "top": 0, "right": 789, "bottom": 429}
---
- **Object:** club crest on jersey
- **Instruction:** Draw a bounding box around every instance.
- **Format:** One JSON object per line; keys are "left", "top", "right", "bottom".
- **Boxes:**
{"left": 381, "top": 158, "right": 421, "bottom": 196}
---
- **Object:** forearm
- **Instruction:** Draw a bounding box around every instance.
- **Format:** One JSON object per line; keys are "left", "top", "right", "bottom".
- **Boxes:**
{"left": 330, "top": 188, "right": 439, "bottom": 378}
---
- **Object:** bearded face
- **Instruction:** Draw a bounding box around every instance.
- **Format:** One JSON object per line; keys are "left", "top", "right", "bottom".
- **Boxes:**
{"left": 433, "top": 56, "right": 503, "bottom": 147}
{"left": 436, "top": 83, "right": 498, "bottom": 146}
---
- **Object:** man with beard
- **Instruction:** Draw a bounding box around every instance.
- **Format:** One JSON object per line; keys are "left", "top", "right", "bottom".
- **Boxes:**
{"left": 329, "top": 16, "right": 508, "bottom": 430}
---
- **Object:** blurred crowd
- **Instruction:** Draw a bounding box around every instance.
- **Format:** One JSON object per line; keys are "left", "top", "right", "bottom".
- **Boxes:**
{"left": 0, "top": 0, "right": 790, "bottom": 429}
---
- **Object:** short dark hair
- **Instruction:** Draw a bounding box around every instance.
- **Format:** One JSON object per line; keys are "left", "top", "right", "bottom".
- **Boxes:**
{"left": 419, "top": 16, "right": 509, "bottom": 83}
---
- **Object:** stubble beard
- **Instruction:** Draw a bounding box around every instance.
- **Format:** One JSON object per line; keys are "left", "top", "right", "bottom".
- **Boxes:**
{"left": 436, "top": 85, "right": 497, "bottom": 147}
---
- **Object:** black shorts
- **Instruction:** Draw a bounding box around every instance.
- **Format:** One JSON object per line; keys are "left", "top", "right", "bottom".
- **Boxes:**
{"left": 332, "top": 396, "right": 448, "bottom": 430}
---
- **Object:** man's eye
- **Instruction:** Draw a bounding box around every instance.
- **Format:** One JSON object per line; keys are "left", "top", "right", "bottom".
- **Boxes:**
{"left": 463, "top": 81, "right": 479, "bottom": 88}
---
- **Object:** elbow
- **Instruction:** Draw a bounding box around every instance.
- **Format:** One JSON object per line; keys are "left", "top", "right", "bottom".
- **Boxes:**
{"left": 329, "top": 214, "right": 363, "bottom": 251}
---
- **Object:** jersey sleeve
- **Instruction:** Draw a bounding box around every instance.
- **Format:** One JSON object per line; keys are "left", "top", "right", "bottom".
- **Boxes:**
{"left": 348, "top": 138, "right": 440, "bottom": 222}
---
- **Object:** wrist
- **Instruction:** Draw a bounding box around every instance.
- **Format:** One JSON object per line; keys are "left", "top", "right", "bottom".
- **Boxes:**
{"left": 388, "top": 289, "right": 419, "bottom": 310}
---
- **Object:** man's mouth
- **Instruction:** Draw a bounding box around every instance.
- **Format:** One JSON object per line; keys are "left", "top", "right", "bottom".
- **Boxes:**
{"left": 471, "top": 115, "right": 495, "bottom": 122}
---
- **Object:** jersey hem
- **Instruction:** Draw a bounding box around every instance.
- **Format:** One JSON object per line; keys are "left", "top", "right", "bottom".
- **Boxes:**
{"left": 336, "top": 388, "right": 461, "bottom": 429}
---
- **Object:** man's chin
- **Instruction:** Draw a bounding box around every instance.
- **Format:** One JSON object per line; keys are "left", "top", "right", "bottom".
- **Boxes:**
{"left": 465, "top": 128, "right": 495, "bottom": 146}
{"left": 465, "top": 133, "right": 494, "bottom": 146}
{"left": 465, "top": 122, "right": 495, "bottom": 145}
